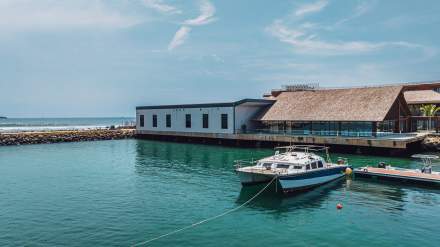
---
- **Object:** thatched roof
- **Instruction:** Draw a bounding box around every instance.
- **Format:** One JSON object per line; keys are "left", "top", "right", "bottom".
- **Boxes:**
{"left": 404, "top": 90, "right": 440, "bottom": 104}
{"left": 259, "top": 86, "right": 403, "bottom": 122}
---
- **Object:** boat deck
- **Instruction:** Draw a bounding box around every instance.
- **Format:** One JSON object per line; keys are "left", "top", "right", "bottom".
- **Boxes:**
{"left": 236, "top": 167, "right": 288, "bottom": 176}
{"left": 354, "top": 167, "right": 440, "bottom": 184}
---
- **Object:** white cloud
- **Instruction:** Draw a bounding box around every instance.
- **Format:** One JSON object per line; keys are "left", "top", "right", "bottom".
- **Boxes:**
{"left": 266, "top": 20, "right": 423, "bottom": 55}
{"left": 142, "top": 0, "right": 181, "bottom": 14}
{"left": 333, "top": 1, "right": 374, "bottom": 27}
{"left": 0, "top": 0, "right": 142, "bottom": 31}
{"left": 267, "top": 1, "right": 429, "bottom": 56}
{"left": 167, "top": 0, "right": 216, "bottom": 51}
{"left": 294, "top": 0, "right": 328, "bottom": 17}
{"left": 183, "top": 0, "right": 216, "bottom": 26}
{"left": 168, "top": 26, "right": 191, "bottom": 51}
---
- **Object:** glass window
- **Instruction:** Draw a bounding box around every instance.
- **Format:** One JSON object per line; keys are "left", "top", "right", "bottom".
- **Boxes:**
{"left": 317, "top": 161, "right": 323, "bottom": 168}
{"left": 185, "top": 114, "right": 191, "bottom": 128}
{"left": 341, "top": 121, "right": 373, "bottom": 136}
{"left": 203, "top": 114, "right": 209, "bottom": 128}
{"left": 306, "top": 164, "right": 310, "bottom": 170}
{"left": 152, "top": 115, "right": 157, "bottom": 128}
{"left": 293, "top": 165, "right": 302, "bottom": 169}
{"left": 166, "top": 114, "right": 171, "bottom": 128}
{"left": 139, "top": 115, "right": 144, "bottom": 127}
{"left": 276, "top": 164, "right": 290, "bottom": 169}
{"left": 290, "top": 122, "right": 311, "bottom": 135}
{"left": 221, "top": 114, "right": 228, "bottom": 129}
{"left": 311, "top": 162, "right": 317, "bottom": 169}
{"left": 262, "top": 163, "right": 272, "bottom": 168}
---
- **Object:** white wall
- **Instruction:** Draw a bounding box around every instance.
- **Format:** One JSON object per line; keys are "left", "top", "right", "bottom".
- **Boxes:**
{"left": 136, "top": 107, "right": 235, "bottom": 134}
{"left": 234, "top": 104, "right": 267, "bottom": 132}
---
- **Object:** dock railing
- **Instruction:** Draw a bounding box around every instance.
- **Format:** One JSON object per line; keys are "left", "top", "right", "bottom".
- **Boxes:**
{"left": 236, "top": 129, "right": 418, "bottom": 139}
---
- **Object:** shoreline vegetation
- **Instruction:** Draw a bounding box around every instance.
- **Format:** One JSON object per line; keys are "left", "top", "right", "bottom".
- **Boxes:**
{"left": 0, "top": 128, "right": 135, "bottom": 146}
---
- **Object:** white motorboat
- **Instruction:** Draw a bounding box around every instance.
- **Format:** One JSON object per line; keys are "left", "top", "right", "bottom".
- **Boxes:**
{"left": 235, "top": 145, "right": 351, "bottom": 193}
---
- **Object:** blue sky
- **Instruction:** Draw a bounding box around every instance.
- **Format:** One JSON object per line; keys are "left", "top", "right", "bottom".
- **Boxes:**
{"left": 1, "top": 0, "right": 439, "bottom": 117}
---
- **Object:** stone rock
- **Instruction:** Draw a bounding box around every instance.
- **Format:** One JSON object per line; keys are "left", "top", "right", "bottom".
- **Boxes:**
{"left": 0, "top": 129, "right": 135, "bottom": 146}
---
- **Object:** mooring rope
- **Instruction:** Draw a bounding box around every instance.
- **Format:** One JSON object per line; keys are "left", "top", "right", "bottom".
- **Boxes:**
{"left": 132, "top": 176, "right": 278, "bottom": 246}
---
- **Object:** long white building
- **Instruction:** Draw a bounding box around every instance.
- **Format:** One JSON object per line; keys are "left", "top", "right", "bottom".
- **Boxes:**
{"left": 136, "top": 99, "right": 274, "bottom": 135}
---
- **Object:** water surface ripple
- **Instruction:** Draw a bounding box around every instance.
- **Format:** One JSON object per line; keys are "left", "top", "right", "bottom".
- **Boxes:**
{"left": 0, "top": 139, "right": 439, "bottom": 246}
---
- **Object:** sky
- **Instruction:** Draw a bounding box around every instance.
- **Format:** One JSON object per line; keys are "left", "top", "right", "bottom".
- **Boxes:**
{"left": 1, "top": 0, "right": 440, "bottom": 117}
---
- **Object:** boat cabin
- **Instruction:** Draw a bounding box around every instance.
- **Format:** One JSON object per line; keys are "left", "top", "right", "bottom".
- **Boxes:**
{"left": 256, "top": 151, "right": 327, "bottom": 173}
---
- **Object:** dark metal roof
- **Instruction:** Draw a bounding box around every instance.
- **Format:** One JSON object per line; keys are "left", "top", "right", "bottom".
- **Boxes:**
{"left": 136, "top": 99, "right": 274, "bottom": 110}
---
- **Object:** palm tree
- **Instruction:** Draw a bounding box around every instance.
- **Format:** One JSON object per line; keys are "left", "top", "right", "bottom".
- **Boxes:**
{"left": 420, "top": 104, "right": 440, "bottom": 131}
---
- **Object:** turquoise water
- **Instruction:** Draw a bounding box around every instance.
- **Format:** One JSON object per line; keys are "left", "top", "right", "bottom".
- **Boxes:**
{"left": 0, "top": 117, "right": 135, "bottom": 132}
{"left": 0, "top": 139, "right": 439, "bottom": 246}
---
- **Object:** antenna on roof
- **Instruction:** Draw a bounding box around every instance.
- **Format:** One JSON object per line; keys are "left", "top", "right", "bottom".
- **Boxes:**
{"left": 283, "top": 83, "right": 319, "bottom": 92}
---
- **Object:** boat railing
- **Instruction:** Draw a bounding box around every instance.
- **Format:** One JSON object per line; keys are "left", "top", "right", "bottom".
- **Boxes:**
{"left": 411, "top": 154, "right": 439, "bottom": 171}
{"left": 274, "top": 144, "right": 329, "bottom": 153}
{"left": 233, "top": 159, "right": 258, "bottom": 169}
{"left": 336, "top": 157, "right": 349, "bottom": 166}
{"left": 274, "top": 145, "right": 335, "bottom": 163}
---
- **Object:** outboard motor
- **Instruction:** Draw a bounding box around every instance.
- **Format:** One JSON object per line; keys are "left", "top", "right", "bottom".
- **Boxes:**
{"left": 378, "top": 162, "right": 387, "bottom": 168}
{"left": 421, "top": 166, "right": 432, "bottom": 174}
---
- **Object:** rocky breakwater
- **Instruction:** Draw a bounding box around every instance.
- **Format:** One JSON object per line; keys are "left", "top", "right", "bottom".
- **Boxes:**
{"left": 421, "top": 134, "right": 440, "bottom": 151}
{"left": 0, "top": 129, "right": 135, "bottom": 146}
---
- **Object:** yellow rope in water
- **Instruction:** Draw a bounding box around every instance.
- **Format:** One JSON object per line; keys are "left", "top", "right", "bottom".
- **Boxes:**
{"left": 132, "top": 176, "right": 278, "bottom": 246}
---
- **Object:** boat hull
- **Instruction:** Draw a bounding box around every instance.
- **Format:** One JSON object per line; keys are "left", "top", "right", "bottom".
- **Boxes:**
{"left": 237, "top": 171, "right": 274, "bottom": 186}
{"left": 278, "top": 166, "right": 348, "bottom": 193}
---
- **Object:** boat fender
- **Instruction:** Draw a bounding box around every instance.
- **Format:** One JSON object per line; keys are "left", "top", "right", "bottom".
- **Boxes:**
{"left": 345, "top": 167, "right": 353, "bottom": 175}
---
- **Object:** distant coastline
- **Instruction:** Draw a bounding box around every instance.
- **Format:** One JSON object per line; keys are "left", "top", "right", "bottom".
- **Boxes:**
{"left": 0, "top": 116, "right": 6, "bottom": 119}
{"left": 0, "top": 117, "right": 134, "bottom": 133}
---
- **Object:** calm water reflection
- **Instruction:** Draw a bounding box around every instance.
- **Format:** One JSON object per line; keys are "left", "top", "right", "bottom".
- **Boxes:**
{"left": 0, "top": 139, "right": 439, "bottom": 247}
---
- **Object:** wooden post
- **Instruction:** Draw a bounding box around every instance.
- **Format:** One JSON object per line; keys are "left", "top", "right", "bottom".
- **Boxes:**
{"left": 372, "top": 122, "right": 377, "bottom": 137}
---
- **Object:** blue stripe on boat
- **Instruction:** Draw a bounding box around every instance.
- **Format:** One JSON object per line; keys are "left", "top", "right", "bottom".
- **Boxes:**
{"left": 278, "top": 166, "right": 347, "bottom": 181}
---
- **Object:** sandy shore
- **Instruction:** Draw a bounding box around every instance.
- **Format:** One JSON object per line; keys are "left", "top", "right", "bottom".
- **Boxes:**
{"left": 0, "top": 129, "right": 135, "bottom": 146}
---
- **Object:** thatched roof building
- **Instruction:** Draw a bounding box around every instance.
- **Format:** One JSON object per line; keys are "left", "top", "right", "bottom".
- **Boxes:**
{"left": 404, "top": 90, "right": 440, "bottom": 104}
{"left": 259, "top": 86, "right": 406, "bottom": 122}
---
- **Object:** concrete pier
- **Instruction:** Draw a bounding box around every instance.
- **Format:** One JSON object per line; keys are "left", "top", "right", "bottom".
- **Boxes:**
{"left": 136, "top": 130, "right": 427, "bottom": 155}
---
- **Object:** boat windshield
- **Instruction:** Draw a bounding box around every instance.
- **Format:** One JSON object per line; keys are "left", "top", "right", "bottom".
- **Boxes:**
{"left": 261, "top": 163, "right": 272, "bottom": 168}
{"left": 276, "top": 164, "right": 290, "bottom": 169}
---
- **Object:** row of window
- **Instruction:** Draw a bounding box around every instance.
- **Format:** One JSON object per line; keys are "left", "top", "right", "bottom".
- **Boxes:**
{"left": 139, "top": 113, "right": 228, "bottom": 129}
{"left": 261, "top": 160, "right": 324, "bottom": 170}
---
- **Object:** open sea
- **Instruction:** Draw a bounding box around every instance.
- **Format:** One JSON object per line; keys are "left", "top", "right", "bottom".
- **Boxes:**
{"left": 0, "top": 139, "right": 439, "bottom": 246}
{"left": 0, "top": 117, "right": 135, "bottom": 133}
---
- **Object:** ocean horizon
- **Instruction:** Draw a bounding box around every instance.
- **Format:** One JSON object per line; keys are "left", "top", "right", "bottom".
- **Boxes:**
{"left": 0, "top": 117, "right": 135, "bottom": 133}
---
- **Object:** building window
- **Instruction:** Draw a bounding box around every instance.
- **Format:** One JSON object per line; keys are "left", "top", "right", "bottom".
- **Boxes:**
{"left": 139, "top": 115, "right": 144, "bottom": 127}
{"left": 203, "top": 114, "right": 209, "bottom": 128}
{"left": 185, "top": 114, "right": 191, "bottom": 128}
{"left": 221, "top": 114, "right": 228, "bottom": 129}
{"left": 152, "top": 115, "right": 157, "bottom": 128}
{"left": 166, "top": 114, "right": 171, "bottom": 128}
